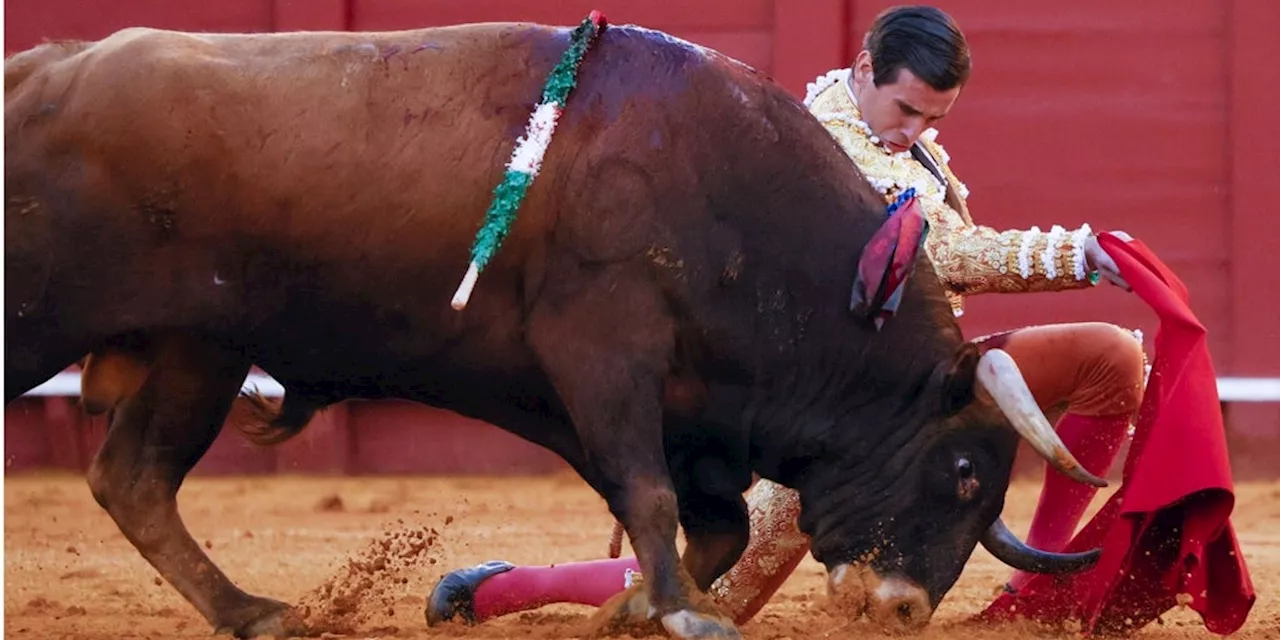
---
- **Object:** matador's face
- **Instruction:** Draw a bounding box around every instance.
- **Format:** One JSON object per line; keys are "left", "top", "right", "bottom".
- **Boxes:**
{"left": 849, "top": 50, "right": 961, "bottom": 154}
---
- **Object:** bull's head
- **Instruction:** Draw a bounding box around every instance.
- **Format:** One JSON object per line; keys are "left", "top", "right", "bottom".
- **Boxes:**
{"left": 797, "top": 344, "right": 1108, "bottom": 633}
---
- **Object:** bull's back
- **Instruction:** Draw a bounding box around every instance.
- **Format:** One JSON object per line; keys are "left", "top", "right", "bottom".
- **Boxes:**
{"left": 8, "top": 23, "right": 564, "bottom": 217}
{"left": 7, "top": 24, "right": 573, "bottom": 273}
{"left": 7, "top": 21, "right": 745, "bottom": 279}
{"left": 4, "top": 22, "right": 742, "bottom": 364}
{"left": 4, "top": 26, "right": 548, "bottom": 358}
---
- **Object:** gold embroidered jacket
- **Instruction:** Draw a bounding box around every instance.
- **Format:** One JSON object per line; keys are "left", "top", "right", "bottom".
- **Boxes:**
{"left": 804, "top": 69, "right": 1096, "bottom": 316}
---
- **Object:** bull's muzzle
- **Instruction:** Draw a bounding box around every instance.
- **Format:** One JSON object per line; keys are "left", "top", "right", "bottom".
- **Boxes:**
{"left": 827, "top": 564, "right": 932, "bottom": 633}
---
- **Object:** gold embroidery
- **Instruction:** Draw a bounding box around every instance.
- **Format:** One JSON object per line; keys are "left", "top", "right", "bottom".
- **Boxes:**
{"left": 708, "top": 479, "right": 807, "bottom": 621}
{"left": 807, "top": 77, "right": 1096, "bottom": 317}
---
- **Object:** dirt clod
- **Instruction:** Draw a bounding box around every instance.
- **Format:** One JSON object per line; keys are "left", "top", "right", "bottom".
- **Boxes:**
{"left": 315, "top": 494, "right": 345, "bottom": 512}
{"left": 293, "top": 519, "right": 443, "bottom": 635}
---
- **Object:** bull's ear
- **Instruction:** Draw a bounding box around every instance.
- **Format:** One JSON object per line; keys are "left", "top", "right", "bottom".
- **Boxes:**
{"left": 933, "top": 342, "right": 980, "bottom": 416}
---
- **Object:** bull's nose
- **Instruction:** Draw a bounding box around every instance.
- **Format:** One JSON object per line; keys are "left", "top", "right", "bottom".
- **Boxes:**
{"left": 866, "top": 574, "right": 932, "bottom": 633}
{"left": 825, "top": 563, "right": 869, "bottom": 618}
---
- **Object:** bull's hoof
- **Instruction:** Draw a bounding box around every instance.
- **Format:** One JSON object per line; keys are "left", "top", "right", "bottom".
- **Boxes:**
{"left": 586, "top": 584, "right": 739, "bottom": 639}
{"left": 661, "top": 610, "right": 743, "bottom": 640}
{"left": 425, "top": 560, "right": 515, "bottom": 626}
{"left": 216, "top": 597, "right": 307, "bottom": 639}
{"left": 584, "top": 583, "right": 658, "bottom": 637}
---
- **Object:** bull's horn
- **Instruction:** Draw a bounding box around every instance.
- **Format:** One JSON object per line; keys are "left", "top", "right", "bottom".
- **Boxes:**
{"left": 981, "top": 517, "right": 1101, "bottom": 574}
{"left": 975, "top": 348, "right": 1108, "bottom": 489}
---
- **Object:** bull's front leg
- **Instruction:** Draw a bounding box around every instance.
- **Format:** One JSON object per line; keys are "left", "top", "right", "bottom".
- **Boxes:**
{"left": 529, "top": 271, "right": 741, "bottom": 640}
{"left": 670, "top": 450, "right": 752, "bottom": 595}
{"left": 600, "top": 461, "right": 768, "bottom": 630}
{"left": 576, "top": 423, "right": 742, "bottom": 639}
{"left": 85, "top": 333, "right": 303, "bottom": 638}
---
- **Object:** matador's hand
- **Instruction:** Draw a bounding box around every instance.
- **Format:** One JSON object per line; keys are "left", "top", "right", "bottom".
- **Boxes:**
{"left": 1084, "top": 231, "right": 1133, "bottom": 292}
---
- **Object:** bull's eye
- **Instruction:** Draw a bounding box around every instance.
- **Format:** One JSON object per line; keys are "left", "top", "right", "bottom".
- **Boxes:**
{"left": 955, "top": 456, "right": 979, "bottom": 500}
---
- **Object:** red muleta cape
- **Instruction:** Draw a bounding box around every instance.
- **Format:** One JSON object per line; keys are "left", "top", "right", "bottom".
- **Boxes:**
{"left": 979, "top": 233, "right": 1256, "bottom": 635}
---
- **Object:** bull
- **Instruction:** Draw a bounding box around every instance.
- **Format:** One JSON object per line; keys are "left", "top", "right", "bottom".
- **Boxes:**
{"left": 5, "top": 20, "right": 1104, "bottom": 639}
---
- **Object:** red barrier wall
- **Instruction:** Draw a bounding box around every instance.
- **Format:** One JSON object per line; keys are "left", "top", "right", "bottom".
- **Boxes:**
{"left": 6, "top": 0, "right": 1278, "bottom": 477}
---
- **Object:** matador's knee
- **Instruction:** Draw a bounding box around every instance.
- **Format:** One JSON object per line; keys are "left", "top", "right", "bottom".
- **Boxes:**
{"left": 1065, "top": 322, "right": 1147, "bottom": 418}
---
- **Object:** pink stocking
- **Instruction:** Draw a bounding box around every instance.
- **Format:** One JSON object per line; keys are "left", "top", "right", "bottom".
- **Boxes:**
{"left": 1008, "top": 412, "right": 1130, "bottom": 591}
{"left": 472, "top": 557, "right": 640, "bottom": 621}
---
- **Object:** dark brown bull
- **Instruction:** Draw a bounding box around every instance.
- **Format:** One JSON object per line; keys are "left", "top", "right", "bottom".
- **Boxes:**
{"left": 5, "top": 21, "right": 1103, "bottom": 639}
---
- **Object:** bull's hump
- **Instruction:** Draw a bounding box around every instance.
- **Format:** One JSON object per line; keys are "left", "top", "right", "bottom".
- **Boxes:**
{"left": 92, "top": 26, "right": 208, "bottom": 59}
{"left": 615, "top": 24, "right": 754, "bottom": 72}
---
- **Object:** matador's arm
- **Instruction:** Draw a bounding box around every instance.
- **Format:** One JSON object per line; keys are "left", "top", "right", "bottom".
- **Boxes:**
{"left": 918, "top": 141, "right": 1098, "bottom": 297}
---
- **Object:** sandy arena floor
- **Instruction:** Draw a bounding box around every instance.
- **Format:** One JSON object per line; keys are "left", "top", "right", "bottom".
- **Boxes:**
{"left": 5, "top": 471, "right": 1278, "bottom": 639}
